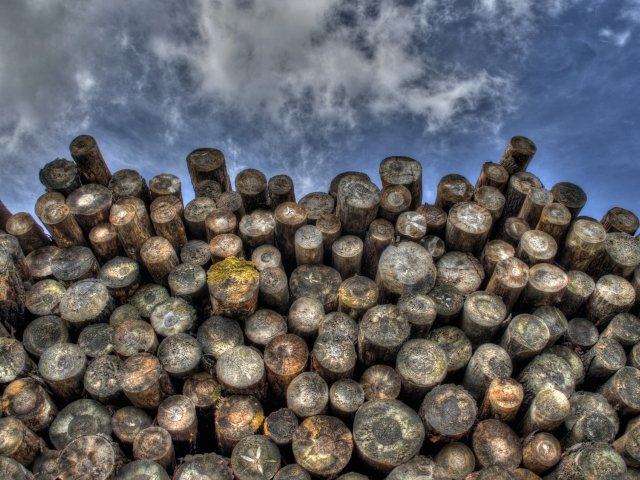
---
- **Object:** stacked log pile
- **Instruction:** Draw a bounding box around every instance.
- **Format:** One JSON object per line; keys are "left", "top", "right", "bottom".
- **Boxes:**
{"left": 1, "top": 134, "right": 640, "bottom": 479}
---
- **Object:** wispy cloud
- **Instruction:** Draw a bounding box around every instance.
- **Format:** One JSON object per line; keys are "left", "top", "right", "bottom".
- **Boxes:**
{"left": 599, "top": 27, "right": 632, "bottom": 46}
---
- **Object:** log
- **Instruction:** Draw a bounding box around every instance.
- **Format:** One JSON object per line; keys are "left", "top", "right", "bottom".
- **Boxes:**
{"left": 182, "top": 372, "right": 221, "bottom": 454}
{"left": 535, "top": 202, "right": 572, "bottom": 244}
{"left": 329, "top": 172, "right": 370, "bottom": 204}
{"left": 38, "top": 343, "right": 87, "bottom": 402}
{"left": 332, "top": 235, "right": 363, "bottom": 279}
{"left": 118, "top": 352, "right": 174, "bottom": 409}
{"left": 109, "top": 304, "right": 142, "bottom": 329}
{"left": 157, "top": 395, "right": 198, "bottom": 457}
{"left": 474, "top": 185, "right": 505, "bottom": 223}
{"left": 425, "top": 326, "right": 472, "bottom": 375}
{"left": 311, "top": 332, "right": 357, "bottom": 383}
{"left": 472, "top": 419, "right": 522, "bottom": 470}
{"left": 217, "top": 191, "right": 246, "bottom": 222}
{"left": 150, "top": 205, "right": 188, "bottom": 253}
{"left": 157, "top": 333, "right": 202, "bottom": 380}
{"left": 352, "top": 399, "right": 424, "bottom": 473}
{"left": 597, "top": 366, "right": 640, "bottom": 417}
{"left": 235, "top": 168, "right": 269, "bottom": 213}
{"left": 33, "top": 449, "right": 60, "bottom": 480}
{"left": 587, "top": 232, "right": 640, "bottom": 279}
{"left": 274, "top": 202, "right": 307, "bottom": 271}
{"left": 167, "top": 263, "right": 208, "bottom": 310}
{"left": 613, "top": 415, "right": 640, "bottom": 468}
{"left": 299, "top": 192, "right": 334, "bottom": 225}
{"left": 521, "top": 432, "right": 562, "bottom": 475}
{"left": 428, "top": 285, "right": 464, "bottom": 326}
{"left": 315, "top": 214, "right": 342, "bottom": 265}
{"left": 436, "top": 251, "right": 485, "bottom": 296}
{"left": 519, "top": 387, "right": 570, "bottom": 436}
{"left": 268, "top": 174, "right": 296, "bottom": 210}
{"left": 518, "top": 187, "right": 554, "bottom": 229}
{"left": 556, "top": 270, "right": 595, "bottom": 316}
{"left": 66, "top": 184, "right": 114, "bottom": 233}
{"left": 113, "top": 320, "right": 159, "bottom": 359}
{"left": 263, "top": 408, "right": 298, "bottom": 447}
{"left": 49, "top": 398, "right": 112, "bottom": 450}
{"left": 184, "top": 197, "right": 217, "bottom": 241}
{"left": 0, "top": 416, "right": 41, "bottom": 468}
{"left": 35, "top": 191, "right": 65, "bottom": 224}
{"left": 186, "top": 148, "right": 231, "bottom": 191}
{"left": 207, "top": 257, "right": 259, "bottom": 321}
{"left": 518, "top": 354, "right": 575, "bottom": 413}
{"left": 550, "top": 181, "right": 587, "bottom": 218}
{"left": 0, "top": 246, "right": 27, "bottom": 335}
{"left": 602, "top": 312, "right": 640, "bottom": 348}
{"left": 434, "top": 174, "right": 474, "bottom": 213}
{"left": 516, "top": 230, "right": 557, "bottom": 266}
{"left": 264, "top": 334, "right": 309, "bottom": 399}
{"left": 397, "top": 292, "right": 437, "bottom": 338}
{"left": 22, "top": 315, "right": 69, "bottom": 359}
{"left": 109, "top": 202, "right": 154, "bottom": 262}
{"left": 274, "top": 465, "right": 310, "bottom": 480}
{"left": 108, "top": 169, "right": 151, "bottom": 205}
{"left": 419, "top": 235, "right": 446, "bottom": 262}
{"left": 516, "top": 263, "right": 567, "bottom": 311}
{"left": 499, "top": 314, "right": 549, "bottom": 366}
{"left": 485, "top": 256, "right": 529, "bottom": 312}
{"left": 133, "top": 426, "right": 175, "bottom": 472}
{"left": 287, "top": 296, "right": 325, "bottom": 344}
{"left": 244, "top": 309, "right": 287, "bottom": 349}
{"left": 252, "top": 244, "right": 283, "bottom": 272}
{"left": 419, "top": 384, "right": 477, "bottom": 442}
{"left": 294, "top": 225, "right": 323, "bottom": 266}
{"left": 478, "top": 377, "right": 523, "bottom": 422}
{"left": 98, "top": 256, "right": 141, "bottom": 304}
{"left": 286, "top": 372, "right": 328, "bottom": 419}
{"left": 358, "top": 364, "right": 401, "bottom": 401}
{"left": 196, "top": 315, "right": 244, "bottom": 361}
{"left": 238, "top": 209, "right": 276, "bottom": 256}
{"left": 209, "top": 234, "right": 245, "bottom": 263}
{"left": 0, "top": 200, "right": 11, "bottom": 231}
{"left": 59, "top": 278, "right": 115, "bottom": 333}
{"left": 83, "top": 354, "right": 123, "bottom": 405}
{"left": 361, "top": 218, "right": 394, "bottom": 280}
{"left": 319, "top": 311, "right": 358, "bottom": 345}
{"left": 0, "top": 377, "right": 57, "bottom": 434}
{"left": 379, "top": 156, "right": 423, "bottom": 210}
{"left": 434, "top": 443, "right": 476, "bottom": 480}
{"left": 602, "top": 206, "right": 640, "bottom": 235}
{"left": 498, "top": 136, "right": 537, "bottom": 174}
{"left": 583, "top": 338, "right": 626, "bottom": 387}
{"left": 395, "top": 211, "right": 427, "bottom": 242}
{"left": 50, "top": 246, "right": 100, "bottom": 287}
{"left": 180, "top": 240, "right": 212, "bottom": 269}
{"left": 544, "top": 442, "right": 626, "bottom": 480}
{"left": 41, "top": 202, "right": 86, "bottom": 249}
{"left": 215, "top": 395, "right": 264, "bottom": 455}
{"left": 460, "top": 343, "right": 512, "bottom": 401}
{"left": 376, "top": 241, "right": 436, "bottom": 303}
{"left": 130, "top": 283, "right": 170, "bottom": 319}
{"left": 499, "top": 172, "right": 543, "bottom": 233}
{"left": 480, "top": 239, "right": 515, "bottom": 281}
{"left": 89, "top": 223, "right": 123, "bottom": 263}
{"left": 558, "top": 218, "right": 608, "bottom": 272}
{"left": 336, "top": 176, "right": 381, "bottom": 239}
{"left": 149, "top": 173, "right": 182, "bottom": 202}
{"left": 416, "top": 203, "right": 448, "bottom": 237}
{"left": 460, "top": 291, "right": 507, "bottom": 345}
{"left": 496, "top": 217, "right": 530, "bottom": 247}
{"left": 532, "top": 306, "right": 568, "bottom": 346}
{"left": 329, "top": 379, "right": 365, "bottom": 419}
{"left": 69, "top": 135, "right": 112, "bottom": 185}
{"left": 387, "top": 456, "right": 449, "bottom": 480}
{"left": 476, "top": 161, "right": 510, "bottom": 192}
{"left": 5, "top": 213, "right": 52, "bottom": 253}
{"left": 562, "top": 391, "right": 619, "bottom": 447}
{"left": 25, "top": 279, "right": 65, "bottom": 317}
{"left": 150, "top": 195, "right": 184, "bottom": 222}
{"left": 289, "top": 264, "right": 342, "bottom": 312}
{"left": 586, "top": 274, "right": 635, "bottom": 329}
{"left": 205, "top": 208, "right": 238, "bottom": 241}
{"left": 195, "top": 179, "right": 223, "bottom": 202}
{"left": 216, "top": 345, "right": 266, "bottom": 398}
{"left": 0, "top": 235, "right": 31, "bottom": 285}
{"left": 258, "top": 267, "right": 289, "bottom": 314}
{"left": 113, "top": 460, "right": 170, "bottom": 480}
{"left": 379, "top": 185, "right": 412, "bottom": 223}
{"left": 25, "top": 246, "right": 60, "bottom": 281}
{"left": 337, "top": 275, "right": 378, "bottom": 320}
{"left": 78, "top": 323, "right": 115, "bottom": 357}
{"left": 231, "top": 435, "right": 281, "bottom": 480}
{"left": 358, "top": 304, "right": 410, "bottom": 366}
{"left": 57, "top": 435, "right": 123, "bottom": 480}
{"left": 292, "top": 415, "right": 352, "bottom": 478}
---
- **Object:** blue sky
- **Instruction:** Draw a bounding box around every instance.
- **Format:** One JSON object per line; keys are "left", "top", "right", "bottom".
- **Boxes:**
{"left": 1, "top": 0, "right": 639, "bottom": 222}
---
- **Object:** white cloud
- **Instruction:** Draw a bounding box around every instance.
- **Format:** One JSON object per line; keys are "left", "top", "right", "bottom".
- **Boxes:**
{"left": 599, "top": 27, "right": 632, "bottom": 46}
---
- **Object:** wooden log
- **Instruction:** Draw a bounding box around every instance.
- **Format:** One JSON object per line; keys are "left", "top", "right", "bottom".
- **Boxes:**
{"left": 332, "top": 235, "right": 363, "bottom": 279}
{"left": 195, "top": 179, "right": 223, "bottom": 203}
{"left": 149, "top": 173, "right": 182, "bottom": 202}
{"left": 475, "top": 161, "right": 510, "bottom": 191}
{"left": 244, "top": 309, "right": 287, "bottom": 349}
{"left": 21, "top": 315, "right": 69, "bottom": 359}
{"left": 133, "top": 426, "right": 175, "bottom": 472}
{"left": 215, "top": 395, "right": 264, "bottom": 455}
{"left": 57, "top": 435, "right": 123, "bottom": 480}
{"left": 416, "top": 203, "right": 448, "bottom": 237}
{"left": 0, "top": 200, "right": 11, "bottom": 231}
{"left": 519, "top": 387, "right": 569, "bottom": 436}
{"left": 217, "top": 191, "right": 246, "bottom": 222}
{"left": 184, "top": 197, "right": 217, "bottom": 241}
{"left": 311, "top": 332, "right": 357, "bottom": 383}
{"left": 588, "top": 232, "right": 640, "bottom": 279}
{"left": 25, "top": 279, "right": 64, "bottom": 317}
{"left": 59, "top": 279, "right": 114, "bottom": 335}
{"left": 150, "top": 206, "right": 188, "bottom": 253}
{"left": 318, "top": 311, "right": 358, "bottom": 345}
{"left": 109, "top": 304, "right": 142, "bottom": 328}
{"left": 583, "top": 338, "right": 626, "bottom": 387}
{"left": 632, "top": 265, "right": 640, "bottom": 315}
{"left": 518, "top": 186, "right": 554, "bottom": 229}
{"left": 263, "top": 408, "right": 298, "bottom": 447}
{"left": 518, "top": 354, "right": 575, "bottom": 412}
{"left": 558, "top": 218, "right": 608, "bottom": 272}
{"left": 5, "top": 213, "right": 52, "bottom": 253}
{"left": 130, "top": 283, "right": 170, "bottom": 319}
{"left": 0, "top": 246, "right": 27, "bottom": 335}
{"left": 376, "top": 241, "right": 436, "bottom": 303}
{"left": 150, "top": 195, "right": 184, "bottom": 223}
{"left": 167, "top": 263, "right": 208, "bottom": 309}
{"left": 157, "top": 333, "right": 202, "bottom": 380}
{"left": 397, "top": 292, "right": 437, "bottom": 338}
{"left": 544, "top": 442, "right": 626, "bottom": 480}
{"left": 337, "top": 176, "right": 381, "bottom": 239}
{"left": 238, "top": 209, "right": 276, "bottom": 256}
{"left": 49, "top": 398, "right": 112, "bottom": 451}
{"left": 25, "top": 245, "right": 59, "bottom": 282}
{"left": 460, "top": 343, "right": 512, "bottom": 401}
{"left": 379, "top": 156, "right": 423, "bottom": 210}
{"left": 472, "top": 419, "right": 522, "bottom": 470}
{"left": 478, "top": 377, "right": 523, "bottom": 422}
{"left": 274, "top": 202, "right": 307, "bottom": 271}
{"left": 387, "top": 456, "right": 450, "bottom": 480}
{"left": 358, "top": 304, "right": 410, "bottom": 366}
{"left": 521, "top": 432, "right": 561, "bottom": 475}
{"left": 207, "top": 257, "right": 259, "bottom": 321}
{"left": 434, "top": 174, "right": 474, "bottom": 213}
{"left": 586, "top": 274, "right": 635, "bottom": 329}
{"left": 496, "top": 217, "right": 530, "bottom": 247}
{"left": 597, "top": 366, "right": 640, "bottom": 417}
{"left": 216, "top": 345, "right": 266, "bottom": 398}
{"left": 274, "top": 465, "right": 310, "bottom": 480}
{"left": 174, "top": 453, "right": 234, "bottom": 479}
{"left": 113, "top": 460, "right": 170, "bottom": 480}
{"left": 419, "top": 235, "right": 445, "bottom": 262}
{"left": 292, "top": 415, "right": 352, "bottom": 478}
{"left": 209, "top": 233, "right": 245, "bottom": 263}
{"left": 337, "top": 275, "right": 378, "bottom": 320}
{"left": 78, "top": 323, "right": 115, "bottom": 357}
{"left": 50, "top": 246, "right": 99, "bottom": 287}
{"left": 65, "top": 184, "right": 114, "bottom": 233}
{"left": 182, "top": 372, "right": 221, "bottom": 454}
{"left": 118, "top": 352, "right": 174, "bottom": 409}
{"left": 460, "top": 291, "right": 507, "bottom": 345}
{"left": 83, "top": 354, "right": 123, "bottom": 405}
{"left": 426, "top": 326, "right": 472, "bottom": 375}
{"left": 89, "top": 223, "right": 123, "bottom": 263}
{"left": 516, "top": 229, "right": 558, "bottom": 266}
{"left": 268, "top": 174, "right": 296, "bottom": 210}
{"left": 315, "top": 214, "right": 342, "bottom": 266}
{"left": 550, "top": 181, "right": 588, "bottom": 218}
{"left": 113, "top": 319, "right": 158, "bottom": 359}
{"left": 287, "top": 296, "right": 325, "bottom": 344}
{"left": 613, "top": 415, "right": 640, "bottom": 468}
{"left": 543, "top": 345, "right": 585, "bottom": 387}
{"left": 35, "top": 192, "right": 65, "bottom": 224}
{"left": 264, "top": 333, "right": 308, "bottom": 399}
{"left": 379, "top": 185, "right": 412, "bottom": 223}
{"left": 0, "top": 235, "right": 31, "bottom": 285}
{"left": 329, "top": 172, "right": 370, "bottom": 204}
{"left": 140, "top": 236, "right": 179, "bottom": 285}
{"left": 352, "top": 399, "right": 424, "bottom": 473}
{"left": 445, "top": 201, "right": 492, "bottom": 255}
{"left": 180, "top": 240, "right": 212, "bottom": 269}
{"left": 419, "top": 384, "right": 476, "bottom": 442}
{"left": 0, "top": 339, "right": 34, "bottom": 388}
{"left": 474, "top": 185, "right": 505, "bottom": 224}
{"left": 535, "top": 202, "right": 572, "bottom": 244}
{"left": 516, "top": 263, "right": 568, "bottom": 311}
{"left": 395, "top": 211, "right": 427, "bottom": 243}
{"left": 1, "top": 377, "right": 57, "bottom": 434}
{"left": 499, "top": 314, "right": 549, "bottom": 365}
{"left": 435, "top": 443, "right": 476, "bottom": 480}
{"left": 499, "top": 172, "right": 543, "bottom": 231}
{"left": 98, "top": 256, "right": 141, "bottom": 304}
{"left": 498, "top": 136, "right": 537, "bottom": 174}
{"left": 329, "top": 378, "right": 364, "bottom": 420}
{"left": 532, "top": 306, "right": 568, "bottom": 345}
{"left": 299, "top": 192, "right": 334, "bottom": 226}
{"left": 562, "top": 391, "right": 619, "bottom": 447}
{"left": 231, "top": 434, "right": 281, "bottom": 480}
{"left": 235, "top": 168, "right": 269, "bottom": 213}
{"left": 108, "top": 169, "right": 151, "bottom": 205}
{"left": 252, "top": 244, "right": 283, "bottom": 271}
{"left": 109, "top": 202, "right": 154, "bottom": 262}
{"left": 601, "top": 312, "right": 640, "bottom": 348}
{"left": 186, "top": 148, "right": 231, "bottom": 191}
{"left": 196, "top": 315, "right": 244, "bottom": 361}
{"left": 258, "top": 267, "right": 289, "bottom": 315}
{"left": 556, "top": 270, "right": 595, "bottom": 316}
{"left": 32, "top": 448, "right": 60, "bottom": 480}
{"left": 41, "top": 203, "right": 86, "bottom": 250}
{"left": 427, "top": 284, "right": 464, "bottom": 326}
{"left": 436, "top": 251, "right": 484, "bottom": 296}
{"left": 602, "top": 206, "right": 640, "bottom": 235}
{"left": 485, "top": 256, "right": 529, "bottom": 312}
{"left": 289, "top": 264, "right": 342, "bottom": 312}
{"left": 480, "top": 239, "right": 515, "bottom": 281}
{"left": 38, "top": 343, "right": 87, "bottom": 402}
{"left": 294, "top": 225, "right": 323, "bottom": 266}
{"left": 361, "top": 218, "right": 394, "bottom": 280}
{"left": 286, "top": 372, "right": 328, "bottom": 419}
{"left": 69, "top": 134, "right": 111, "bottom": 185}
{"left": 157, "top": 395, "right": 198, "bottom": 457}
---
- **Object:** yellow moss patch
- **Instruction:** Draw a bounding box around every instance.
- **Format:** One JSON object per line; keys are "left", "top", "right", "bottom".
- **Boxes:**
{"left": 207, "top": 257, "right": 259, "bottom": 285}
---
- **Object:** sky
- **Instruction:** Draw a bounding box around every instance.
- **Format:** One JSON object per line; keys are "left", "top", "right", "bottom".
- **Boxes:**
{"left": 1, "top": 0, "right": 639, "bottom": 223}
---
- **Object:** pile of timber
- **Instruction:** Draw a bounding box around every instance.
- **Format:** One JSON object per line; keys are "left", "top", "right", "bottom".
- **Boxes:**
{"left": 2, "top": 135, "right": 640, "bottom": 480}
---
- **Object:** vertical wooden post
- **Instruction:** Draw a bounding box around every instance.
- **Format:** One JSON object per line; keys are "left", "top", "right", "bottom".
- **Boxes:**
{"left": 498, "top": 136, "right": 537, "bottom": 174}
{"left": 69, "top": 135, "right": 112, "bottom": 185}
{"left": 535, "top": 202, "right": 572, "bottom": 243}
{"left": 268, "top": 175, "right": 296, "bottom": 210}
{"left": 274, "top": 202, "right": 307, "bottom": 272}
{"left": 186, "top": 148, "right": 231, "bottom": 192}
{"left": 434, "top": 174, "right": 474, "bottom": 213}
{"left": 150, "top": 173, "right": 182, "bottom": 202}
{"left": 379, "top": 185, "right": 412, "bottom": 223}
{"left": 379, "top": 156, "right": 423, "bottom": 210}
{"left": 445, "top": 202, "right": 493, "bottom": 256}
{"left": 110, "top": 201, "right": 154, "bottom": 262}
{"left": 361, "top": 218, "right": 394, "bottom": 280}
{"left": 337, "top": 177, "right": 381, "bottom": 239}
{"left": 184, "top": 197, "right": 217, "bottom": 241}
{"left": 108, "top": 169, "right": 151, "bottom": 205}
{"left": 299, "top": 192, "right": 335, "bottom": 225}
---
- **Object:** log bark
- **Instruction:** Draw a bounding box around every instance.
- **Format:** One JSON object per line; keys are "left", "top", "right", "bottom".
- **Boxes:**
{"left": 562, "top": 391, "right": 619, "bottom": 447}
{"left": 601, "top": 312, "right": 640, "bottom": 348}
{"left": 498, "top": 136, "right": 537, "bottom": 174}
{"left": 613, "top": 415, "right": 640, "bottom": 467}
{"left": 426, "top": 326, "right": 472, "bottom": 375}
{"left": 475, "top": 161, "right": 510, "bottom": 191}
{"left": 586, "top": 274, "right": 635, "bottom": 329}
{"left": 474, "top": 185, "right": 505, "bottom": 223}
{"left": 535, "top": 202, "right": 572, "bottom": 244}
{"left": 39, "top": 158, "right": 82, "bottom": 197}
{"left": 22, "top": 315, "right": 69, "bottom": 359}
{"left": 268, "top": 174, "right": 296, "bottom": 210}
{"left": 587, "top": 232, "right": 640, "bottom": 279}
{"left": 0, "top": 200, "right": 12, "bottom": 231}
{"left": 358, "top": 304, "right": 410, "bottom": 367}
{"left": 480, "top": 239, "right": 515, "bottom": 281}
{"left": 157, "top": 395, "right": 198, "bottom": 457}
{"left": 516, "top": 263, "right": 567, "bottom": 311}
{"left": 597, "top": 366, "right": 640, "bottom": 417}
{"left": 244, "top": 309, "right": 287, "bottom": 349}
{"left": 583, "top": 338, "right": 626, "bottom": 387}
{"left": 550, "top": 181, "right": 588, "bottom": 218}
{"left": 361, "top": 218, "right": 394, "bottom": 280}
{"left": 207, "top": 257, "right": 259, "bottom": 321}
{"left": 184, "top": 197, "right": 217, "bottom": 241}
{"left": 0, "top": 246, "right": 27, "bottom": 335}
{"left": 315, "top": 214, "right": 342, "bottom": 266}
{"left": 379, "top": 185, "right": 412, "bottom": 223}
{"left": 498, "top": 172, "right": 543, "bottom": 233}
{"left": 311, "top": 332, "right": 357, "bottom": 384}
{"left": 25, "top": 245, "right": 59, "bottom": 281}
{"left": 133, "top": 426, "right": 175, "bottom": 472}
{"left": 216, "top": 345, "right": 266, "bottom": 399}
{"left": 35, "top": 192, "right": 66, "bottom": 227}
{"left": 532, "top": 306, "right": 568, "bottom": 346}
{"left": 235, "top": 168, "right": 269, "bottom": 213}
{"left": 108, "top": 169, "right": 151, "bottom": 205}
{"left": 602, "top": 206, "right": 640, "bottom": 235}
{"left": 69, "top": 135, "right": 112, "bottom": 185}
{"left": 151, "top": 298, "right": 197, "bottom": 337}
{"left": 182, "top": 372, "right": 221, "bottom": 454}
{"left": 329, "top": 172, "right": 370, "bottom": 204}
{"left": 150, "top": 173, "right": 182, "bottom": 202}
{"left": 38, "top": 343, "right": 87, "bottom": 402}
{"left": 0, "top": 235, "right": 31, "bottom": 286}
{"left": 66, "top": 184, "right": 113, "bottom": 232}
{"left": 518, "top": 187, "right": 554, "bottom": 229}
{"left": 59, "top": 278, "right": 115, "bottom": 333}
{"left": 98, "top": 256, "right": 141, "bottom": 304}
{"left": 118, "top": 352, "right": 174, "bottom": 409}
{"left": 264, "top": 334, "right": 309, "bottom": 399}
{"left": 294, "top": 225, "right": 323, "bottom": 266}
{"left": 109, "top": 202, "right": 154, "bottom": 262}
{"left": 486, "top": 256, "right": 529, "bottom": 312}
{"left": 556, "top": 270, "right": 595, "bottom": 316}
{"left": 186, "top": 148, "right": 231, "bottom": 191}
{"left": 5, "top": 213, "right": 52, "bottom": 253}
{"left": 215, "top": 395, "right": 264, "bottom": 455}
{"left": 336, "top": 177, "right": 381, "bottom": 239}
{"left": 0, "top": 338, "right": 34, "bottom": 387}
{"left": 273, "top": 202, "right": 307, "bottom": 271}
{"left": 460, "top": 291, "right": 507, "bottom": 345}
{"left": 150, "top": 194, "right": 184, "bottom": 222}
{"left": 519, "top": 387, "right": 569, "bottom": 436}
{"left": 379, "top": 156, "right": 423, "bottom": 210}
{"left": 89, "top": 223, "right": 123, "bottom": 263}
{"left": 332, "top": 235, "right": 363, "bottom": 279}
{"left": 499, "top": 314, "right": 549, "bottom": 366}
{"left": 258, "top": 267, "right": 289, "bottom": 314}
{"left": 416, "top": 204, "right": 448, "bottom": 237}
{"left": 231, "top": 434, "right": 281, "bottom": 480}
{"left": 478, "top": 377, "right": 523, "bottom": 422}
{"left": 0, "top": 377, "right": 57, "bottom": 434}
{"left": 434, "top": 174, "right": 474, "bottom": 213}
{"left": 289, "top": 264, "right": 342, "bottom": 312}
{"left": 460, "top": 343, "right": 512, "bottom": 401}
{"left": 376, "top": 241, "right": 436, "bottom": 303}
{"left": 150, "top": 205, "right": 188, "bottom": 253}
